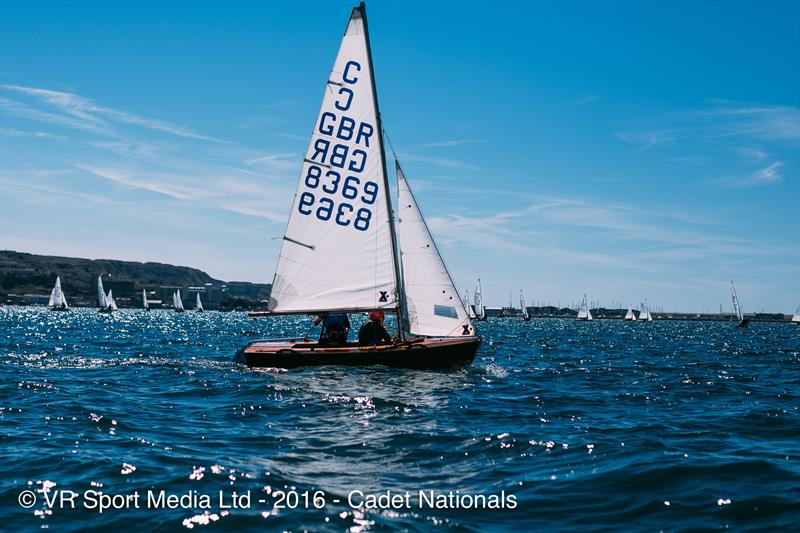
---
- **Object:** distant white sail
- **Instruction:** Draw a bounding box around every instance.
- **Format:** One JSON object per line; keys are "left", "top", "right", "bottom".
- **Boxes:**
{"left": 142, "top": 289, "right": 149, "bottom": 310}
{"left": 195, "top": 293, "right": 204, "bottom": 312}
{"left": 792, "top": 304, "right": 800, "bottom": 323}
{"left": 624, "top": 307, "right": 636, "bottom": 321}
{"left": 464, "top": 290, "right": 477, "bottom": 319}
{"left": 396, "top": 162, "right": 474, "bottom": 337}
{"left": 49, "top": 276, "right": 68, "bottom": 309}
{"left": 473, "top": 279, "right": 486, "bottom": 320}
{"left": 174, "top": 290, "right": 185, "bottom": 312}
{"left": 730, "top": 281, "right": 743, "bottom": 322}
{"left": 97, "top": 275, "right": 107, "bottom": 309}
{"left": 639, "top": 299, "right": 653, "bottom": 321}
{"left": 520, "top": 290, "right": 530, "bottom": 320}
{"left": 268, "top": 7, "right": 396, "bottom": 315}
{"left": 577, "top": 293, "right": 593, "bottom": 321}
{"left": 106, "top": 290, "right": 118, "bottom": 311}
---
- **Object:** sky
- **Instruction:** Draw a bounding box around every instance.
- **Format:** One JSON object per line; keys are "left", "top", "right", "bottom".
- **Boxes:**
{"left": 1, "top": 0, "right": 798, "bottom": 313}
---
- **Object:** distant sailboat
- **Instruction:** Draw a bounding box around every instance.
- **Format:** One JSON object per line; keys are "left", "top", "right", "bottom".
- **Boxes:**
{"left": 520, "top": 290, "right": 531, "bottom": 321}
{"left": 730, "top": 281, "right": 749, "bottom": 327}
{"left": 97, "top": 275, "right": 113, "bottom": 313}
{"left": 48, "top": 276, "right": 69, "bottom": 311}
{"left": 142, "top": 289, "right": 150, "bottom": 311}
{"left": 174, "top": 290, "right": 185, "bottom": 313}
{"left": 577, "top": 294, "right": 593, "bottom": 321}
{"left": 474, "top": 279, "right": 487, "bottom": 321}
{"left": 624, "top": 307, "right": 637, "bottom": 321}
{"left": 464, "top": 290, "right": 477, "bottom": 319}
{"left": 639, "top": 299, "right": 653, "bottom": 322}
{"left": 195, "top": 293, "right": 204, "bottom": 312}
{"left": 792, "top": 304, "right": 800, "bottom": 324}
{"left": 106, "top": 290, "right": 118, "bottom": 311}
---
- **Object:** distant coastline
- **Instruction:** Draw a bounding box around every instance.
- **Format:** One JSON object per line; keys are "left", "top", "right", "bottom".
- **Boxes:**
{"left": 0, "top": 250, "right": 270, "bottom": 310}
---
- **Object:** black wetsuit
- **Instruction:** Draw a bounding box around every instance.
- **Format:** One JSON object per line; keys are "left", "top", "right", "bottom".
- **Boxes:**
{"left": 358, "top": 320, "right": 392, "bottom": 346}
{"left": 319, "top": 313, "right": 350, "bottom": 346}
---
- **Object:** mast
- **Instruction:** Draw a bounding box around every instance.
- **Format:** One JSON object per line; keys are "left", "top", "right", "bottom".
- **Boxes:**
{"left": 360, "top": 2, "right": 406, "bottom": 341}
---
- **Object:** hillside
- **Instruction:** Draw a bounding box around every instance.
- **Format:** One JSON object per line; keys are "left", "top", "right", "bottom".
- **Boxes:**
{"left": 0, "top": 250, "right": 270, "bottom": 306}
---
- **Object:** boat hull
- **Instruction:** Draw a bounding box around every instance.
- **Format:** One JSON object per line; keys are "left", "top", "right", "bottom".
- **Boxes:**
{"left": 236, "top": 336, "right": 481, "bottom": 369}
{"left": 736, "top": 318, "right": 750, "bottom": 328}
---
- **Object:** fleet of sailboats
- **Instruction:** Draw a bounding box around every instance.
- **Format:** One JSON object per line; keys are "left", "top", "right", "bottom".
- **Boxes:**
{"left": 48, "top": 276, "right": 69, "bottom": 311}
{"left": 730, "top": 281, "right": 749, "bottom": 328}
{"left": 577, "top": 294, "right": 593, "bottom": 321}
{"left": 237, "top": 3, "right": 480, "bottom": 369}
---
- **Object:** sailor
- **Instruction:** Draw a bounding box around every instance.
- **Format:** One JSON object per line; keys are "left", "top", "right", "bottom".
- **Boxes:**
{"left": 358, "top": 311, "right": 393, "bottom": 346}
{"left": 313, "top": 312, "right": 350, "bottom": 346}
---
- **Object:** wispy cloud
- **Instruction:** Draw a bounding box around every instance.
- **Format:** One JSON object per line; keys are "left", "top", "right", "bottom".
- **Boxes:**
{"left": 716, "top": 161, "right": 784, "bottom": 187}
{"left": 0, "top": 127, "right": 62, "bottom": 139}
{"left": 2, "top": 84, "right": 226, "bottom": 142}
{"left": 615, "top": 129, "right": 678, "bottom": 151}
{"left": 699, "top": 99, "right": 800, "bottom": 142}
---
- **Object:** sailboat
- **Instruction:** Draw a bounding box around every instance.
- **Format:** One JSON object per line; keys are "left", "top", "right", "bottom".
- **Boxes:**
{"left": 473, "top": 279, "right": 487, "bottom": 321}
{"left": 237, "top": 3, "right": 480, "bottom": 369}
{"left": 464, "top": 290, "right": 477, "bottom": 319}
{"left": 48, "top": 276, "right": 69, "bottom": 311}
{"left": 639, "top": 299, "right": 653, "bottom": 322}
{"left": 730, "top": 281, "right": 749, "bottom": 327}
{"left": 195, "top": 293, "right": 204, "bottom": 312}
{"left": 792, "top": 304, "right": 800, "bottom": 324}
{"left": 142, "top": 289, "right": 150, "bottom": 311}
{"left": 520, "top": 290, "right": 530, "bottom": 321}
{"left": 97, "top": 275, "right": 114, "bottom": 313}
{"left": 624, "top": 306, "right": 637, "bottom": 321}
{"left": 577, "top": 294, "right": 593, "bottom": 321}
{"left": 105, "top": 290, "right": 118, "bottom": 311}
{"left": 173, "top": 290, "right": 185, "bottom": 313}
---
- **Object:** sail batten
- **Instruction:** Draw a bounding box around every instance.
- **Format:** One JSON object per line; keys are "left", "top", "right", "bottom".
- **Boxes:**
{"left": 267, "top": 4, "right": 397, "bottom": 315}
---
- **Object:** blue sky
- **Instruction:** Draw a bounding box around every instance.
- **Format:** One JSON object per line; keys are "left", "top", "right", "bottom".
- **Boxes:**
{"left": 1, "top": 1, "right": 798, "bottom": 313}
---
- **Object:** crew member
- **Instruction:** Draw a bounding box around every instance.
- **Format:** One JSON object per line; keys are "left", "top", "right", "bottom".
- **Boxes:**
{"left": 313, "top": 313, "right": 350, "bottom": 346}
{"left": 358, "top": 311, "right": 393, "bottom": 346}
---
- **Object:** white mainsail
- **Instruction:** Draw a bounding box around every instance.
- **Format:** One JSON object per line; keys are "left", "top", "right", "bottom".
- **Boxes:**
{"left": 730, "top": 281, "right": 743, "bottom": 322}
{"left": 268, "top": 6, "right": 397, "bottom": 315}
{"left": 792, "top": 304, "right": 800, "bottom": 323}
{"left": 624, "top": 307, "right": 636, "bottom": 321}
{"left": 174, "top": 290, "right": 185, "bottom": 312}
{"left": 195, "top": 293, "right": 204, "bottom": 312}
{"left": 142, "top": 289, "right": 149, "bottom": 310}
{"left": 106, "top": 290, "right": 118, "bottom": 311}
{"left": 396, "top": 162, "right": 475, "bottom": 337}
{"left": 520, "top": 290, "right": 530, "bottom": 320}
{"left": 97, "top": 275, "right": 107, "bottom": 309}
{"left": 577, "top": 294, "right": 593, "bottom": 320}
{"left": 473, "top": 279, "right": 486, "bottom": 320}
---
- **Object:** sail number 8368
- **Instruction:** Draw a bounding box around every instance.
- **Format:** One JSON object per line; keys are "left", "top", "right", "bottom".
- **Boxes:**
{"left": 298, "top": 165, "right": 378, "bottom": 231}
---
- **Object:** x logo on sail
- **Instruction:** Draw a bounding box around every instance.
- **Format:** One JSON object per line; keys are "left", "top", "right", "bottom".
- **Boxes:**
{"left": 378, "top": 291, "right": 388, "bottom": 303}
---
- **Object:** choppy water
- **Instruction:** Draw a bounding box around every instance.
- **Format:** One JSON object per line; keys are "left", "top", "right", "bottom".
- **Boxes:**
{"left": 1, "top": 306, "right": 798, "bottom": 531}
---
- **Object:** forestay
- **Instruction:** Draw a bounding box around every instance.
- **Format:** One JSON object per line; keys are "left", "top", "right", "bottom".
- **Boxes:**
{"left": 397, "top": 162, "right": 475, "bottom": 337}
{"left": 269, "top": 6, "right": 396, "bottom": 314}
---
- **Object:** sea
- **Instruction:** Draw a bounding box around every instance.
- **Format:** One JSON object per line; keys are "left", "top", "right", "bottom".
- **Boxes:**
{"left": 1, "top": 306, "right": 798, "bottom": 531}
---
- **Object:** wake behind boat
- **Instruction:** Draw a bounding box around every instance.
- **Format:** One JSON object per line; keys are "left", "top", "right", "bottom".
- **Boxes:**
{"left": 238, "top": 3, "right": 479, "bottom": 369}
